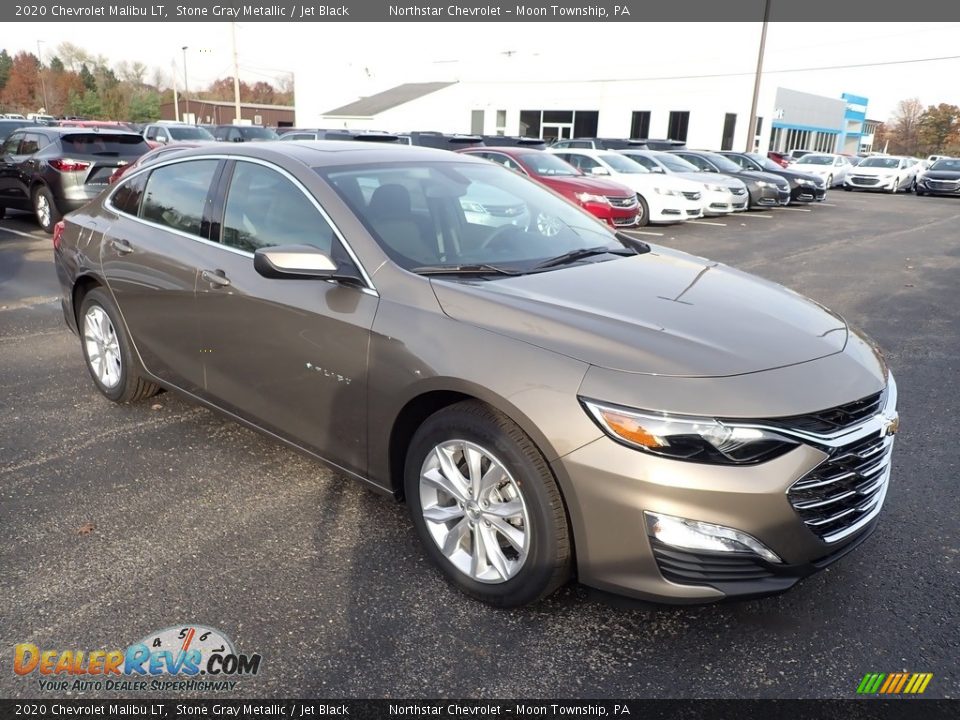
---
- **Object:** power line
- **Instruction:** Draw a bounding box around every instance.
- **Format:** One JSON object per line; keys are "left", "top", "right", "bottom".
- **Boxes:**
{"left": 467, "top": 53, "right": 960, "bottom": 84}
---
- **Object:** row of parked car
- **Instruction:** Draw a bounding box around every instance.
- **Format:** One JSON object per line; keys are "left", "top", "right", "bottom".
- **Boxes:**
{"left": 1, "top": 116, "right": 958, "bottom": 234}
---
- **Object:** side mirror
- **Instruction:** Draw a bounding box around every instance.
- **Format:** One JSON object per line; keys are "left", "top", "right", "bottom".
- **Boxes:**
{"left": 254, "top": 245, "right": 362, "bottom": 285}
{"left": 589, "top": 166, "right": 610, "bottom": 176}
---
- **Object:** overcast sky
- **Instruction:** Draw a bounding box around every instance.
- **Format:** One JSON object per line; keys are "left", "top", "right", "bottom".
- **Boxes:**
{"left": 7, "top": 21, "right": 960, "bottom": 119}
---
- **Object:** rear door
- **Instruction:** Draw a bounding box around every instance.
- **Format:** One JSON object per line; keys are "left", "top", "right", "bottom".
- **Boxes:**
{"left": 0, "top": 131, "right": 29, "bottom": 209}
{"left": 99, "top": 159, "right": 222, "bottom": 393}
{"left": 194, "top": 159, "right": 378, "bottom": 476}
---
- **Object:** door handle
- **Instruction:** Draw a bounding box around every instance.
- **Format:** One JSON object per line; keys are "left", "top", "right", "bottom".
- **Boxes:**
{"left": 201, "top": 269, "right": 231, "bottom": 288}
{"left": 110, "top": 238, "right": 133, "bottom": 255}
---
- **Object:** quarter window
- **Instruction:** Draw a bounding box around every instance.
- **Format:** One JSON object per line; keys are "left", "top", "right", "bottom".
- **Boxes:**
{"left": 2, "top": 133, "right": 23, "bottom": 155}
{"left": 111, "top": 172, "right": 148, "bottom": 216}
{"left": 141, "top": 159, "right": 219, "bottom": 237}
{"left": 221, "top": 161, "right": 334, "bottom": 254}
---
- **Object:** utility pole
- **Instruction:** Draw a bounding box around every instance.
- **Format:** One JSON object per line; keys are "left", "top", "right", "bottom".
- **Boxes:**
{"left": 172, "top": 60, "right": 180, "bottom": 122}
{"left": 231, "top": 22, "right": 242, "bottom": 123}
{"left": 746, "top": 0, "right": 771, "bottom": 152}
{"left": 36, "top": 41, "right": 50, "bottom": 112}
{"left": 181, "top": 46, "right": 190, "bottom": 122}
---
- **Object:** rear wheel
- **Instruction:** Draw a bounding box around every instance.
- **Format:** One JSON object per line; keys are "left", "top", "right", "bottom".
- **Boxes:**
{"left": 78, "top": 288, "right": 160, "bottom": 403}
{"left": 33, "top": 185, "right": 61, "bottom": 233}
{"left": 404, "top": 401, "right": 571, "bottom": 606}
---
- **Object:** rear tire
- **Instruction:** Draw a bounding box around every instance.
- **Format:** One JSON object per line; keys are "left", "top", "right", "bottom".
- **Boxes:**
{"left": 33, "top": 185, "right": 62, "bottom": 233}
{"left": 404, "top": 400, "right": 571, "bottom": 607}
{"left": 78, "top": 287, "right": 161, "bottom": 403}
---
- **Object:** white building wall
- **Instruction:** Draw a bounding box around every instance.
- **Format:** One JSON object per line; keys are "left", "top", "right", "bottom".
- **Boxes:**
{"left": 305, "top": 76, "right": 778, "bottom": 152}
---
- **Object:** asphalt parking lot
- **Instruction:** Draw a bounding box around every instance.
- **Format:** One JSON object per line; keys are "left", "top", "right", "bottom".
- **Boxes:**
{"left": 1, "top": 191, "right": 958, "bottom": 700}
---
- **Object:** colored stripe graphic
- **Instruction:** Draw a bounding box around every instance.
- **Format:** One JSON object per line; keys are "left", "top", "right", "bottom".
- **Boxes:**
{"left": 857, "top": 672, "right": 933, "bottom": 694}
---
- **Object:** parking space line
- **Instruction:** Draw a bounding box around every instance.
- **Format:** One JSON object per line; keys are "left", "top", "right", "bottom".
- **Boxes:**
{"left": 818, "top": 202, "right": 837, "bottom": 207}
{"left": 740, "top": 214, "right": 773, "bottom": 219}
{"left": 780, "top": 207, "right": 813, "bottom": 212}
{"left": 0, "top": 226, "right": 41, "bottom": 239}
{"left": 688, "top": 220, "right": 727, "bottom": 227}
{"left": 623, "top": 230, "right": 665, "bottom": 237}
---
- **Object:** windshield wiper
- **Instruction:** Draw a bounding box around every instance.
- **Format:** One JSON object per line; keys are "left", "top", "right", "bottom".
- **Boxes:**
{"left": 412, "top": 263, "right": 522, "bottom": 277}
{"left": 531, "top": 245, "right": 635, "bottom": 271}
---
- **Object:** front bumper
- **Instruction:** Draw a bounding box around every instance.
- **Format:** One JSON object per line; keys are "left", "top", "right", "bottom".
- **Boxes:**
{"left": 553, "top": 372, "right": 896, "bottom": 603}
{"left": 917, "top": 179, "right": 960, "bottom": 195}
{"left": 846, "top": 175, "right": 897, "bottom": 190}
{"left": 748, "top": 185, "right": 789, "bottom": 207}
{"left": 701, "top": 188, "right": 738, "bottom": 215}
{"left": 647, "top": 194, "right": 700, "bottom": 224}
{"left": 790, "top": 184, "right": 826, "bottom": 203}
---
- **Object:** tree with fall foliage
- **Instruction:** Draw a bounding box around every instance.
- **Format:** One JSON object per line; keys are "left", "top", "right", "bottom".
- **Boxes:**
{"left": 918, "top": 103, "right": 960, "bottom": 155}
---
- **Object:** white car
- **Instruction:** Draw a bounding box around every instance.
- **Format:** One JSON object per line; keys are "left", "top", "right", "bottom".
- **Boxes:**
{"left": 844, "top": 156, "right": 918, "bottom": 193}
{"left": 787, "top": 153, "right": 852, "bottom": 187}
{"left": 618, "top": 149, "right": 749, "bottom": 216}
{"left": 547, "top": 148, "right": 704, "bottom": 225}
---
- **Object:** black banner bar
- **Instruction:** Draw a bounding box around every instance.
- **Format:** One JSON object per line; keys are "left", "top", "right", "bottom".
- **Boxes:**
{"left": 1, "top": 699, "right": 957, "bottom": 720}
{"left": 4, "top": 0, "right": 960, "bottom": 23}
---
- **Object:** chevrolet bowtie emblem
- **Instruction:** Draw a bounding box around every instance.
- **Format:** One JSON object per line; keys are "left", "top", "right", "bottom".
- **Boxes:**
{"left": 884, "top": 414, "right": 900, "bottom": 437}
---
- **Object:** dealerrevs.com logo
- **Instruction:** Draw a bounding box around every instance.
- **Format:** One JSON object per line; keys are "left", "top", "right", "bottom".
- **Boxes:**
{"left": 15, "top": 625, "right": 262, "bottom": 692}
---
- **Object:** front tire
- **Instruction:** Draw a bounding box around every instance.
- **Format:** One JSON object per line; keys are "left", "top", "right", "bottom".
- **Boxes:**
{"left": 889, "top": 178, "right": 900, "bottom": 194}
{"left": 78, "top": 288, "right": 160, "bottom": 403}
{"left": 635, "top": 194, "right": 649, "bottom": 227}
{"left": 404, "top": 401, "right": 571, "bottom": 607}
{"left": 33, "top": 185, "right": 62, "bottom": 233}
{"left": 827, "top": 174, "right": 833, "bottom": 187}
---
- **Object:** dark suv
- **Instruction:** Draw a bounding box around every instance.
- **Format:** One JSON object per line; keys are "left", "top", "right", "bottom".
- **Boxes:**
{"left": 213, "top": 125, "right": 280, "bottom": 142}
{"left": 0, "top": 127, "right": 150, "bottom": 230}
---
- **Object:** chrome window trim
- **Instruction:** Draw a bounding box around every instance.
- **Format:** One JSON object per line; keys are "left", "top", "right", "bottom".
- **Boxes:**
{"left": 104, "top": 153, "right": 378, "bottom": 295}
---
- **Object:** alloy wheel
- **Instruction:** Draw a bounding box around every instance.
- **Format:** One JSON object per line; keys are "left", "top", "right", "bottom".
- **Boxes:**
{"left": 35, "top": 192, "right": 51, "bottom": 228}
{"left": 419, "top": 440, "right": 530, "bottom": 584}
{"left": 83, "top": 306, "right": 122, "bottom": 388}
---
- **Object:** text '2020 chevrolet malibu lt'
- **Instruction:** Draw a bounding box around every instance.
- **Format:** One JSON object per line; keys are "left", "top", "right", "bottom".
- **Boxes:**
{"left": 53, "top": 141, "right": 899, "bottom": 606}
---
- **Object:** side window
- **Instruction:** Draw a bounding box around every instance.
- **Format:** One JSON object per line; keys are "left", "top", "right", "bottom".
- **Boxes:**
{"left": 631, "top": 155, "right": 657, "bottom": 170}
{"left": 228, "top": 128, "right": 242, "bottom": 142}
{"left": 552, "top": 141, "right": 570, "bottom": 149}
{"left": 2, "top": 133, "right": 23, "bottom": 155}
{"left": 110, "top": 172, "right": 148, "bottom": 215}
{"left": 221, "top": 161, "right": 334, "bottom": 254}
{"left": 486, "top": 154, "right": 524, "bottom": 173}
{"left": 141, "top": 160, "right": 219, "bottom": 237}
{"left": 679, "top": 154, "right": 710, "bottom": 171}
{"left": 145, "top": 126, "right": 158, "bottom": 141}
{"left": 566, "top": 154, "right": 599, "bottom": 172}
{"left": 19, "top": 133, "right": 42, "bottom": 155}
{"left": 569, "top": 141, "right": 592, "bottom": 148}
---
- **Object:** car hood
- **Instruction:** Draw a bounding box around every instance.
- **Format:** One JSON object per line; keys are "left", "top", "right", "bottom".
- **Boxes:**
{"left": 734, "top": 169, "right": 789, "bottom": 186}
{"left": 538, "top": 174, "right": 636, "bottom": 198}
{"left": 431, "top": 246, "right": 848, "bottom": 377}
{"left": 674, "top": 171, "right": 745, "bottom": 189}
{"left": 776, "top": 168, "right": 822, "bottom": 183}
{"left": 790, "top": 164, "right": 830, "bottom": 175}
{"left": 923, "top": 170, "right": 960, "bottom": 180}
{"left": 850, "top": 165, "right": 899, "bottom": 176}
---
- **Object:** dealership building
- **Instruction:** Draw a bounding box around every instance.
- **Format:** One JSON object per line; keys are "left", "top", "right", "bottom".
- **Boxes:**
{"left": 296, "top": 74, "right": 877, "bottom": 155}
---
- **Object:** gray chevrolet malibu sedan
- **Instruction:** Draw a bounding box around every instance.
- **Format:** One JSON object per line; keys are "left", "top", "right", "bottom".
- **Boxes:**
{"left": 53, "top": 142, "right": 899, "bottom": 606}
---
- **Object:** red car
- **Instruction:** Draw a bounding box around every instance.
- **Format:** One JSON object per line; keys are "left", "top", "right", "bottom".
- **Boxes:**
{"left": 107, "top": 142, "right": 207, "bottom": 184}
{"left": 457, "top": 146, "right": 640, "bottom": 228}
{"left": 767, "top": 151, "right": 791, "bottom": 168}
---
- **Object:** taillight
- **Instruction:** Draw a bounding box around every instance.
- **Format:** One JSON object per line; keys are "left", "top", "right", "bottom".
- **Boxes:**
{"left": 52, "top": 221, "right": 65, "bottom": 250}
{"left": 49, "top": 159, "right": 91, "bottom": 172}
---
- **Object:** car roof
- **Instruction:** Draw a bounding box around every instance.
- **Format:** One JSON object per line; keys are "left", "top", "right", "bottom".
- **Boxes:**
{"left": 160, "top": 139, "right": 488, "bottom": 168}
{"left": 459, "top": 146, "right": 540, "bottom": 159}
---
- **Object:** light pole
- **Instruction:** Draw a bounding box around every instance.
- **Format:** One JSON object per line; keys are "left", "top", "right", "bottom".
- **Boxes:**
{"left": 181, "top": 45, "right": 190, "bottom": 122}
{"left": 36, "top": 40, "right": 50, "bottom": 112}
{"left": 746, "top": 0, "right": 771, "bottom": 152}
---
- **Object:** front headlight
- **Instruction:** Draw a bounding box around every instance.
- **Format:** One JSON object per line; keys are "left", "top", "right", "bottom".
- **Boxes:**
{"left": 574, "top": 192, "right": 610, "bottom": 205}
{"left": 460, "top": 201, "right": 488, "bottom": 214}
{"left": 705, "top": 183, "right": 726, "bottom": 192}
{"left": 582, "top": 400, "right": 798, "bottom": 465}
{"left": 796, "top": 178, "right": 814, "bottom": 186}
{"left": 653, "top": 187, "right": 678, "bottom": 196}
{"left": 755, "top": 180, "right": 772, "bottom": 188}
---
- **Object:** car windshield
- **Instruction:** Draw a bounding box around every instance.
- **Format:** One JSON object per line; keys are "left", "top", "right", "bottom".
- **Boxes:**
{"left": 519, "top": 152, "right": 580, "bottom": 176}
{"left": 61, "top": 133, "right": 149, "bottom": 155}
{"left": 745, "top": 153, "right": 784, "bottom": 172}
{"left": 796, "top": 155, "right": 834, "bottom": 166}
{"left": 318, "top": 161, "right": 626, "bottom": 273}
{"left": 931, "top": 159, "right": 960, "bottom": 171}
{"left": 701, "top": 153, "right": 743, "bottom": 173}
{"left": 168, "top": 126, "right": 215, "bottom": 141}
{"left": 654, "top": 152, "right": 698, "bottom": 172}
{"left": 600, "top": 153, "right": 649, "bottom": 173}
{"left": 860, "top": 157, "right": 900, "bottom": 168}
{"left": 241, "top": 127, "right": 279, "bottom": 140}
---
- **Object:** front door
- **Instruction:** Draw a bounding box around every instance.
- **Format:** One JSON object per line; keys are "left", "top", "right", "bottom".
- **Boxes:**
{"left": 541, "top": 124, "right": 573, "bottom": 143}
{"left": 195, "top": 159, "right": 377, "bottom": 477}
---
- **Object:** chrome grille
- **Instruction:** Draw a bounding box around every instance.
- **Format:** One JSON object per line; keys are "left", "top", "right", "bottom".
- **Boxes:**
{"left": 607, "top": 195, "right": 638, "bottom": 209}
{"left": 682, "top": 191, "right": 702, "bottom": 201}
{"left": 788, "top": 432, "right": 893, "bottom": 543}
{"left": 849, "top": 175, "right": 880, "bottom": 185}
{"left": 764, "top": 391, "right": 883, "bottom": 434}
{"left": 612, "top": 215, "right": 638, "bottom": 227}
{"left": 927, "top": 180, "right": 959, "bottom": 190}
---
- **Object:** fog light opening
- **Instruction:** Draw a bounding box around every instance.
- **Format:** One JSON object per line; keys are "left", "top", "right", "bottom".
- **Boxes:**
{"left": 644, "top": 511, "right": 782, "bottom": 564}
